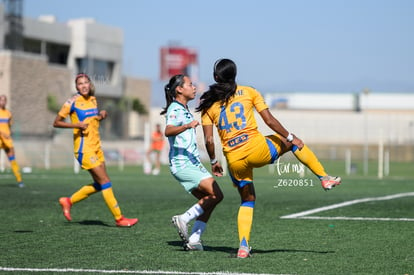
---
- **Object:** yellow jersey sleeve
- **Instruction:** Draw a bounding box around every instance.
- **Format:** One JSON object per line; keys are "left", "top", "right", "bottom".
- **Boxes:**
{"left": 250, "top": 86, "right": 268, "bottom": 113}
{"left": 58, "top": 94, "right": 79, "bottom": 122}
{"left": 201, "top": 109, "right": 214, "bottom": 126}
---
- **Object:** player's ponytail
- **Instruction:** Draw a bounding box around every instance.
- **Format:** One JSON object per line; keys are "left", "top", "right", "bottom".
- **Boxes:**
{"left": 160, "top": 74, "right": 185, "bottom": 115}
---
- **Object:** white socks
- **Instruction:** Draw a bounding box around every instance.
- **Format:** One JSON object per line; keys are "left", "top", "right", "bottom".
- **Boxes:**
{"left": 180, "top": 203, "right": 206, "bottom": 243}
{"left": 180, "top": 203, "right": 204, "bottom": 223}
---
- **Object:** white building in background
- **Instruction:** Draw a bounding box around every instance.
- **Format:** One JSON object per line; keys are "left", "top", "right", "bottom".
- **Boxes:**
{"left": 17, "top": 15, "right": 124, "bottom": 97}
{"left": 0, "top": 4, "right": 150, "bottom": 139}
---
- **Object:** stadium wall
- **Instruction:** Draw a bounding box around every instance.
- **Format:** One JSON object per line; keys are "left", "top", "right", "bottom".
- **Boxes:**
{"left": 1, "top": 107, "right": 413, "bottom": 171}
{"left": 148, "top": 108, "right": 414, "bottom": 164}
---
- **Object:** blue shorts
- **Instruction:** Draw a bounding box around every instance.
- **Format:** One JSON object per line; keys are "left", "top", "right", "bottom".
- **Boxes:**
{"left": 172, "top": 163, "right": 212, "bottom": 193}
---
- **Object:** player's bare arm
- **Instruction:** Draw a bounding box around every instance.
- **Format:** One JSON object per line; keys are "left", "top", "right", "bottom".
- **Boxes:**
{"left": 165, "top": 120, "right": 199, "bottom": 137}
{"left": 203, "top": 124, "right": 223, "bottom": 176}
{"left": 53, "top": 115, "right": 88, "bottom": 130}
{"left": 259, "top": 109, "right": 304, "bottom": 149}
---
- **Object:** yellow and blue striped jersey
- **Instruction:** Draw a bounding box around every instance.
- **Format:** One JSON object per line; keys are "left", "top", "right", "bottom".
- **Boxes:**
{"left": 0, "top": 109, "right": 12, "bottom": 137}
{"left": 201, "top": 85, "right": 268, "bottom": 161}
{"left": 58, "top": 94, "right": 101, "bottom": 154}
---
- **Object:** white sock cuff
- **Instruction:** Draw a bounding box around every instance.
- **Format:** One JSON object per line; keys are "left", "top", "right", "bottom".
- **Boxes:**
{"left": 181, "top": 203, "right": 205, "bottom": 223}
{"left": 193, "top": 203, "right": 204, "bottom": 216}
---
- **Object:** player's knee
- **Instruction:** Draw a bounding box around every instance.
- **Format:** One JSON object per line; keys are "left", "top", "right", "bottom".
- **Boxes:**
{"left": 214, "top": 191, "right": 224, "bottom": 203}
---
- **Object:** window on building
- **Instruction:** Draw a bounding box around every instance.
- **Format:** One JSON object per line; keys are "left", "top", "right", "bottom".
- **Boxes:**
{"left": 47, "top": 42, "right": 69, "bottom": 65}
{"left": 22, "top": 38, "right": 41, "bottom": 54}
{"left": 22, "top": 38, "right": 69, "bottom": 65}
{"left": 75, "top": 58, "right": 114, "bottom": 83}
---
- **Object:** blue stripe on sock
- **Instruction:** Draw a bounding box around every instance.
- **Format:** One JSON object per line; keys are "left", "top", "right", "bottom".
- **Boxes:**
{"left": 241, "top": 201, "right": 255, "bottom": 208}
{"left": 101, "top": 182, "right": 112, "bottom": 190}
{"left": 291, "top": 145, "right": 299, "bottom": 152}
{"left": 240, "top": 237, "right": 248, "bottom": 247}
{"left": 8, "top": 155, "right": 15, "bottom": 161}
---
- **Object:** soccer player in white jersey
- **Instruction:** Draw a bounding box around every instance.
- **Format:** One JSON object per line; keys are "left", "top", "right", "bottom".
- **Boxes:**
{"left": 161, "top": 74, "right": 224, "bottom": 251}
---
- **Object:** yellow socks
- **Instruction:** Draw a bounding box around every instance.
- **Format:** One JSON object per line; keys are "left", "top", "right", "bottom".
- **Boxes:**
{"left": 70, "top": 183, "right": 99, "bottom": 204}
{"left": 238, "top": 201, "right": 255, "bottom": 247}
{"left": 101, "top": 182, "right": 122, "bottom": 220}
{"left": 10, "top": 159, "right": 22, "bottom": 183}
{"left": 292, "top": 145, "right": 327, "bottom": 178}
{"left": 68, "top": 182, "right": 122, "bottom": 220}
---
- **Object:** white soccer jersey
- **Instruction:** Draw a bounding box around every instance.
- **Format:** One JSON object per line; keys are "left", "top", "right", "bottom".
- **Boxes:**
{"left": 165, "top": 101, "right": 200, "bottom": 174}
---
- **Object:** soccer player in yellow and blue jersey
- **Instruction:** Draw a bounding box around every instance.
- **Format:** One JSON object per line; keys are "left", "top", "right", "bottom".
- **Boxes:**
{"left": 197, "top": 59, "right": 341, "bottom": 258}
{"left": 53, "top": 73, "right": 138, "bottom": 227}
{"left": 0, "top": 95, "right": 24, "bottom": 187}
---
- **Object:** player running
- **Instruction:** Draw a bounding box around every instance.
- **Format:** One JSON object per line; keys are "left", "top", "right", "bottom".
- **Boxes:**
{"left": 53, "top": 73, "right": 138, "bottom": 227}
{"left": 196, "top": 58, "right": 341, "bottom": 258}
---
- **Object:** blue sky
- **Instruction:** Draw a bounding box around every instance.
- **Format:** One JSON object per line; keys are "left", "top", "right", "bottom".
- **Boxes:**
{"left": 25, "top": 0, "right": 414, "bottom": 95}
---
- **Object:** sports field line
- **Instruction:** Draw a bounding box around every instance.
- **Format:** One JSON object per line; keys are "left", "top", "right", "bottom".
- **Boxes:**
{"left": 0, "top": 267, "right": 291, "bottom": 275}
{"left": 280, "top": 192, "right": 414, "bottom": 220}
{"left": 298, "top": 216, "right": 414, "bottom": 221}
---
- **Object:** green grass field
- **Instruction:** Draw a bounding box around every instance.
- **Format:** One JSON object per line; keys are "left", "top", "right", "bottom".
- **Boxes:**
{"left": 0, "top": 160, "right": 413, "bottom": 275}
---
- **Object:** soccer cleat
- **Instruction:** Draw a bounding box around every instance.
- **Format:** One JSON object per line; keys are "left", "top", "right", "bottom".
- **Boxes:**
{"left": 59, "top": 197, "right": 72, "bottom": 221}
{"left": 18, "top": 182, "right": 25, "bottom": 188}
{"left": 152, "top": 168, "right": 160, "bottom": 175}
{"left": 185, "top": 241, "right": 204, "bottom": 251}
{"left": 115, "top": 216, "right": 138, "bottom": 227}
{"left": 321, "top": 176, "right": 341, "bottom": 191}
{"left": 171, "top": 215, "right": 189, "bottom": 242}
{"left": 237, "top": 246, "right": 252, "bottom": 258}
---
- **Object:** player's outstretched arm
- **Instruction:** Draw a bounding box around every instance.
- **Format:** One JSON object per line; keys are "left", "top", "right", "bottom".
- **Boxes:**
{"left": 259, "top": 109, "right": 304, "bottom": 149}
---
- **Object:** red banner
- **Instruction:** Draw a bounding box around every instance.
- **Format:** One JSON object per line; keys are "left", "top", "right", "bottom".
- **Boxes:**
{"left": 160, "top": 46, "right": 198, "bottom": 81}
